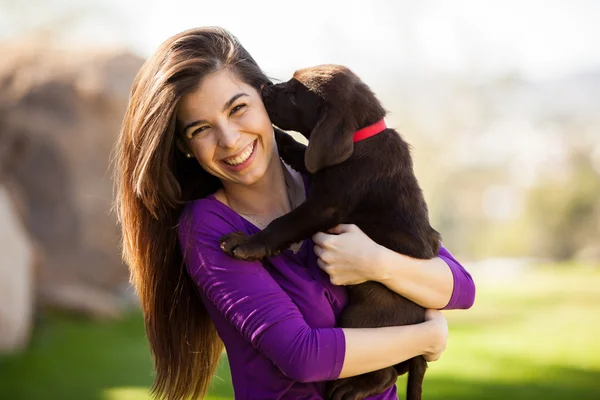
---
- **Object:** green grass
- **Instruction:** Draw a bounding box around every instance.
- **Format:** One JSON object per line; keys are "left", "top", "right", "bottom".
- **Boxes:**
{"left": 415, "top": 263, "right": 600, "bottom": 399}
{"left": 1, "top": 263, "right": 599, "bottom": 399}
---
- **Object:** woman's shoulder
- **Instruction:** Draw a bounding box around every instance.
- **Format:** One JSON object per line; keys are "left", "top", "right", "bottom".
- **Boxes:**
{"left": 178, "top": 195, "right": 244, "bottom": 243}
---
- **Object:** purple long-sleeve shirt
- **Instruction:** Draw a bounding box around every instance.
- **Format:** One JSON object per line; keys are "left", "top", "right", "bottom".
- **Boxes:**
{"left": 178, "top": 192, "right": 475, "bottom": 400}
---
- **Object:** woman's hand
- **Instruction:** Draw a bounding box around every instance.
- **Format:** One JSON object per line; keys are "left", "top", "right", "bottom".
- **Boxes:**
{"left": 312, "top": 224, "right": 384, "bottom": 285}
{"left": 422, "top": 309, "right": 448, "bottom": 362}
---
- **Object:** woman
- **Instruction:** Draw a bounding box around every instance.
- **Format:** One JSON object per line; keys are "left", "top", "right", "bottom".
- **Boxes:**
{"left": 113, "top": 27, "right": 475, "bottom": 400}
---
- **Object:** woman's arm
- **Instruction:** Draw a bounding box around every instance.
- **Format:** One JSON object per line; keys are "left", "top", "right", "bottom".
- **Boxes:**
{"left": 312, "top": 224, "right": 475, "bottom": 310}
{"left": 339, "top": 309, "right": 447, "bottom": 378}
{"left": 376, "top": 245, "right": 472, "bottom": 309}
{"left": 180, "top": 204, "right": 447, "bottom": 383}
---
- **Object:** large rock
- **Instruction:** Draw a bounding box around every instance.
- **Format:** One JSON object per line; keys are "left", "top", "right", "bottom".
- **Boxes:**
{"left": 0, "top": 184, "right": 36, "bottom": 353}
{"left": 0, "top": 40, "right": 144, "bottom": 320}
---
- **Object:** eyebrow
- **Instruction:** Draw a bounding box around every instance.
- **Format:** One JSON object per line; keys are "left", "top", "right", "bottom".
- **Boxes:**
{"left": 182, "top": 92, "right": 249, "bottom": 135}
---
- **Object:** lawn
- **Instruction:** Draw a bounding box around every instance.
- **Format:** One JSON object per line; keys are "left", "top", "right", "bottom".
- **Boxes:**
{"left": 1, "top": 263, "right": 599, "bottom": 399}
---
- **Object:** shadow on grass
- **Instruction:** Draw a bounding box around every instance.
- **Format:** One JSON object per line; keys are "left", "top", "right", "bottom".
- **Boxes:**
{"left": 2, "top": 301, "right": 599, "bottom": 400}
{"left": 419, "top": 364, "right": 600, "bottom": 400}
{"left": 207, "top": 359, "right": 600, "bottom": 400}
{"left": 0, "top": 311, "right": 236, "bottom": 400}
{"left": 0, "top": 312, "right": 154, "bottom": 400}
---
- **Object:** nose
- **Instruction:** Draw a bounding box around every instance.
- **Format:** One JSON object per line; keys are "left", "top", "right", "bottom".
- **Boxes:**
{"left": 217, "top": 124, "right": 241, "bottom": 149}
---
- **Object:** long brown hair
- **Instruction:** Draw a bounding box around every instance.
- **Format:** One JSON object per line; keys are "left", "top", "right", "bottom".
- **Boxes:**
{"left": 113, "top": 27, "right": 271, "bottom": 399}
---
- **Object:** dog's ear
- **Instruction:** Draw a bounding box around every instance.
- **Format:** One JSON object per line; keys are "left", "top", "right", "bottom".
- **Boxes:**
{"left": 305, "top": 106, "right": 355, "bottom": 173}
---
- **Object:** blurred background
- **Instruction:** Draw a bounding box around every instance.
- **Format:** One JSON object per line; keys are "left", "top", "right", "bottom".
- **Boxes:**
{"left": 1, "top": 0, "right": 599, "bottom": 399}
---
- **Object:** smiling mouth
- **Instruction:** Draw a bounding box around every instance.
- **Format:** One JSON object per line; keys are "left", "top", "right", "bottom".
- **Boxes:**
{"left": 222, "top": 140, "right": 256, "bottom": 166}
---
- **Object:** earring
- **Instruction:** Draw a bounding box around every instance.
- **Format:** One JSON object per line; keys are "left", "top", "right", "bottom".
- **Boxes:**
{"left": 185, "top": 153, "right": 192, "bottom": 158}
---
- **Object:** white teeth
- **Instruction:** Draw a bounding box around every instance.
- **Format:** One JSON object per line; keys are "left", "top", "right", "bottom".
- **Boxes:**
{"left": 224, "top": 141, "right": 255, "bottom": 166}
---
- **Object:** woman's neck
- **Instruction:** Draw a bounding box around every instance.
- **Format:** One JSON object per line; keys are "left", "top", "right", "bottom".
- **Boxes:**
{"left": 219, "top": 155, "right": 291, "bottom": 217}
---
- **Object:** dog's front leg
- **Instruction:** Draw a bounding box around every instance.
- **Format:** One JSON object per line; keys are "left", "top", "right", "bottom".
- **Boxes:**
{"left": 274, "top": 128, "right": 308, "bottom": 173}
{"left": 220, "top": 200, "right": 343, "bottom": 260}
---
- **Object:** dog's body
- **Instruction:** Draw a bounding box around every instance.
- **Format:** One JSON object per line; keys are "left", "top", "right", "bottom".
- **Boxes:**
{"left": 221, "top": 65, "right": 440, "bottom": 400}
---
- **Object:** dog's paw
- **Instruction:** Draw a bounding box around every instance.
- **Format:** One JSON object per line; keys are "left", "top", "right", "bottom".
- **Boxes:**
{"left": 219, "top": 231, "right": 246, "bottom": 256}
{"left": 219, "top": 232, "right": 272, "bottom": 261}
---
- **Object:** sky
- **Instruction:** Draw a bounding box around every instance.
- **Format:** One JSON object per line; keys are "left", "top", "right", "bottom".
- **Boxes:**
{"left": 1, "top": 0, "right": 600, "bottom": 81}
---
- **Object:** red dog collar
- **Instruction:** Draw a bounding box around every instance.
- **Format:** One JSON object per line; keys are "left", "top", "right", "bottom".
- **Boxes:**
{"left": 353, "top": 119, "right": 387, "bottom": 142}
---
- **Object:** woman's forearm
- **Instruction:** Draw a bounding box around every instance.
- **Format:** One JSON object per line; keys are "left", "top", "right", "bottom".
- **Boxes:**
{"left": 313, "top": 225, "right": 475, "bottom": 310}
{"left": 376, "top": 246, "right": 454, "bottom": 309}
{"left": 338, "top": 320, "right": 441, "bottom": 378}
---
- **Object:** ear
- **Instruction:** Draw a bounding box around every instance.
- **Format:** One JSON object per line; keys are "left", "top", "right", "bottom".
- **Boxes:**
{"left": 305, "top": 107, "right": 355, "bottom": 173}
{"left": 176, "top": 138, "right": 190, "bottom": 155}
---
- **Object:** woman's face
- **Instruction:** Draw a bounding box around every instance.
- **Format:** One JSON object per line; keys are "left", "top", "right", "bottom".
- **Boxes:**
{"left": 177, "top": 69, "right": 276, "bottom": 188}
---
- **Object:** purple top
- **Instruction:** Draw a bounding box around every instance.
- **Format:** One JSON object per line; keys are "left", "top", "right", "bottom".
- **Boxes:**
{"left": 178, "top": 191, "right": 475, "bottom": 399}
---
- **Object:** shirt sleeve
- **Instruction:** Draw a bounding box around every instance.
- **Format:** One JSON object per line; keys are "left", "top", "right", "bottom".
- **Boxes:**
{"left": 437, "top": 245, "right": 476, "bottom": 310}
{"left": 178, "top": 204, "right": 345, "bottom": 382}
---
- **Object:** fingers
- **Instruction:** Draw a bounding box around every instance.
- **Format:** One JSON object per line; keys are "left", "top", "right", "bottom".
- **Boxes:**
{"left": 423, "top": 309, "right": 448, "bottom": 362}
{"left": 313, "top": 224, "right": 360, "bottom": 246}
{"left": 424, "top": 308, "right": 443, "bottom": 322}
{"left": 423, "top": 352, "right": 442, "bottom": 362}
{"left": 316, "top": 257, "right": 327, "bottom": 270}
{"left": 314, "top": 245, "right": 333, "bottom": 273}
{"left": 312, "top": 232, "right": 339, "bottom": 250}
{"left": 326, "top": 223, "right": 356, "bottom": 234}
{"left": 317, "top": 258, "right": 345, "bottom": 285}
{"left": 312, "top": 232, "right": 328, "bottom": 246}
{"left": 316, "top": 256, "right": 333, "bottom": 277}
{"left": 313, "top": 244, "right": 325, "bottom": 259}
{"left": 313, "top": 224, "right": 356, "bottom": 241}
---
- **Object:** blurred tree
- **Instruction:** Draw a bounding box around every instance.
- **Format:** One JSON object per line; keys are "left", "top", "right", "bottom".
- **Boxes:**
{"left": 525, "top": 144, "right": 600, "bottom": 260}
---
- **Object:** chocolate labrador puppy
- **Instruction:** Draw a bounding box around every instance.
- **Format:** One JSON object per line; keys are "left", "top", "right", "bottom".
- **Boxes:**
{"left": 220, "top": 65, "right": 440, "bottom": 400}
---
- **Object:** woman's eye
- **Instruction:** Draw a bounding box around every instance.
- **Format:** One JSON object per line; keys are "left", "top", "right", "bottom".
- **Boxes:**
{"left": 230, "top": 103, "right": 246, "bottom": 115}
{"left": 192, "top": 126, "right": 209, "bottom": 136}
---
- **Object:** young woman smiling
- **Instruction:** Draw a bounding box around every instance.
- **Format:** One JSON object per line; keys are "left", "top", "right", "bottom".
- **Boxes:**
{"left": 113, "top": 26, "right": 475, "bottom": 400}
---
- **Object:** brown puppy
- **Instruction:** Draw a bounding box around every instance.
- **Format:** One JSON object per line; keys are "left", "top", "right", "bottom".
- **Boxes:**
{"left": 220, "top": 65, "right": 440, "bottom": 400}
